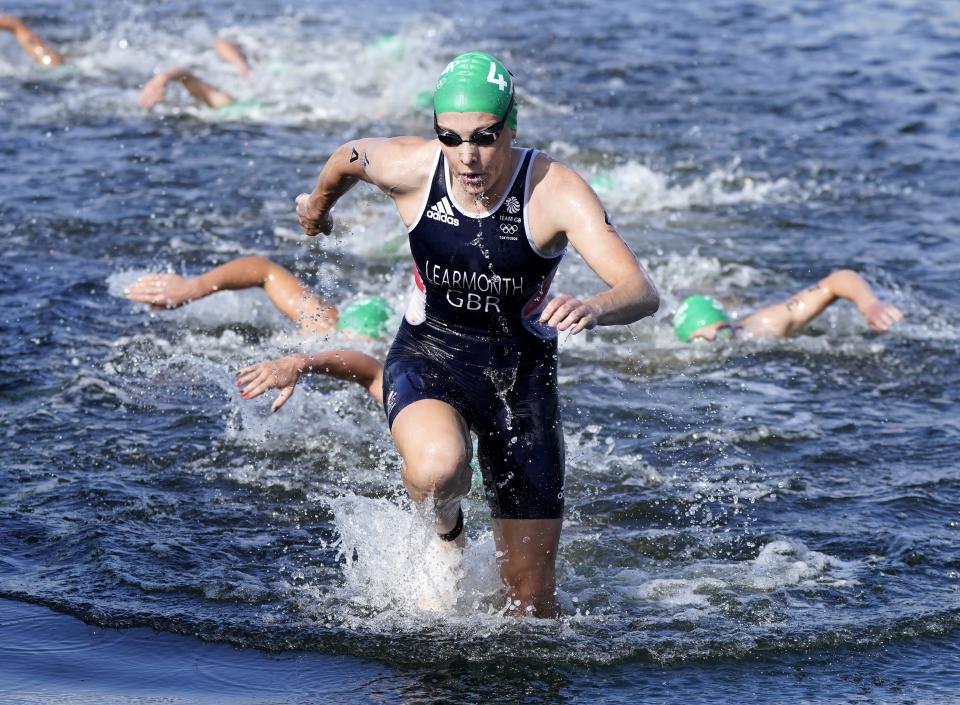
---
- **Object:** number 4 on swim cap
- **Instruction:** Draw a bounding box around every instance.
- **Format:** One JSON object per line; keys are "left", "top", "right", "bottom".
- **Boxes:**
{"left": 487, "top": 62, "right": 508, "bottom": 91}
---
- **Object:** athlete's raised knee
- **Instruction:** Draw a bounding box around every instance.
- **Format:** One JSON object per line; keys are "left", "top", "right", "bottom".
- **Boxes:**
{"left": 401, "top": 438, "right": 470, "bottom": 500}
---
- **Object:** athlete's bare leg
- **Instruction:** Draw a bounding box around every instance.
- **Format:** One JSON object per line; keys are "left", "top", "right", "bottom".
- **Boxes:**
{"left": 493, "top": 518, "right": 562, "bottom": 618}
{"left": 390, "top": 399, "right": 472, "bottom": 547}
{"left": 391, "top": 401, "right": 561, "bottom": 613}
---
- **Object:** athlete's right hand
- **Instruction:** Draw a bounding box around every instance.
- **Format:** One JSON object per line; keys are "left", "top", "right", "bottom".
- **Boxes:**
{"left": 236, "top": 354, "right": 304, "bottom": 412}
{"left": 295, "top": 193, "right": 333, "bottom": 237}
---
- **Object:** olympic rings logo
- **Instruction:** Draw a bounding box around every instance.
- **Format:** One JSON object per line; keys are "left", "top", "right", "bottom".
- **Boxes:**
{"left": 500, "top": 223, "right": 518, "bottom": 235}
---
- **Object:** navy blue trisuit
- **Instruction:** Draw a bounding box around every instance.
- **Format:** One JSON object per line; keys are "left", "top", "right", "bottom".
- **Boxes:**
{"left": 383, "top": 147, "right": 566, "bottom": 520}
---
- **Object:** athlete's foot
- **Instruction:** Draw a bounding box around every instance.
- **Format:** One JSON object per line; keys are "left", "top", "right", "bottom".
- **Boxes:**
{"left": 415, "top": 529, "right": 465, "bottom": 613}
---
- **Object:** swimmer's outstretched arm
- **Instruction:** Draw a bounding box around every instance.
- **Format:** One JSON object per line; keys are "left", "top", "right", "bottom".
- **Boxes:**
{"left": 740, "top": 269, "right": 904, "bottom": 338}
{"left": 295, "top": 136, "right": 434, "bottom": 236}
{"left": 532, "top": 159, "right": 660, "bottom": 334}
{"left": 236, "top": 351, "right": 384, "bottom": 411}
{"left": 139, "top": 67, "right": 234, "bottom": 109}
{"left": 213, "top": 38, "right": 251, "bottom": 77}
{"left": 0, "top": 15, "right": 63, "bottom": 66}
{"left": 124, "top": 256, "right": 338, "bottom": 334}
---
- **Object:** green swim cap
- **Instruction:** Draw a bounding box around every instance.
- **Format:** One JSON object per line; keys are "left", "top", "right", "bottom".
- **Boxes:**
{"left": 216, "top": 100, "right": 264, "bottom": 119}
{"left": 336, "top": 297, "right": 392, "bottom": 339}
{"left": 589, "top": 174, "right": 615, "bottom": 195}
{"left": 434, "top": 51, "right": 517, "bottom": 129}
{"left": 414, "top": 89, "right": 434, "bottom": 109}
{"left": 369, "top": 33, "right": 406, "bottom": 58}
{"left": 674, "top": 295, "right": 729, "bottom": 342}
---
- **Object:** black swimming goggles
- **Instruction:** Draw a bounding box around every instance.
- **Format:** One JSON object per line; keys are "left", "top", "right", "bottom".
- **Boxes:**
{"left": 433, "top": 91, "right": 515, "bottom": 147}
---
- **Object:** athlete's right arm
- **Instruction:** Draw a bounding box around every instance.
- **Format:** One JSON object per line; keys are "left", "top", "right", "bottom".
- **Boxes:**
{"left": 0, "top": 15, "right": 63, "bottom": 67}
{"left": 236, "top": 350, "right": 384, "bottom": 411}
{"left": 295, "top": 136, "right": 433, "bottom": 236}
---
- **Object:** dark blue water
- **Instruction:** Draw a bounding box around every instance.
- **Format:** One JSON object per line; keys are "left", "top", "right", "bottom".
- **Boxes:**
{"left": 2, "top": 1, "right": 958, "bottom": 703}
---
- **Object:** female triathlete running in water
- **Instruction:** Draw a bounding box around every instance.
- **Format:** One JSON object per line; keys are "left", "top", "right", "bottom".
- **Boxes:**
{"left": 245, "top": 52, "right": 659, "bottom": 617}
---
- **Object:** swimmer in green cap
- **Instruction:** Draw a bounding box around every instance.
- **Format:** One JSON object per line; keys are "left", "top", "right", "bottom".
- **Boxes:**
{"left": 290, "top": 50, "right": 659, "bottom": 617}
{"left": 0, "top": 15, "right": 63, "bottom": 67}
{"left": 125, "top": 255, "right": 392, "bottom": 340}
{"left": 139, "top": 38, "right": 256, "bottom": 110}
{"left": 125, "top": 256, "right": 392, "bottom": 407}
{"left": 674, "top": 269, "right": 903, "bottom": 342}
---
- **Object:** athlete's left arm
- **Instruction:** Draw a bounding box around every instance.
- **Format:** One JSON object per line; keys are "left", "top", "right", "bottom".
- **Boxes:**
{"left": 534, "top": 160, "right": 659, "bottom": 334}
{"left": 237, "top": 350, "right": 385, "bottom": 411}
{"left": 740, "top": 269, "right": 903, "bottom": 338}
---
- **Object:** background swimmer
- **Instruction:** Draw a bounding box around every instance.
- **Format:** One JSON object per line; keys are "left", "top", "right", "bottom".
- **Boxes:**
{"left": 139, "top": 37, "right": 251, "bottom": 109}
{"left": 125, "top": 255, "right": 392, "bottom": 339}
{"left": 0, "top": 15, "right": 62, "bottom": 66}
{"left": 126, "top": 255, "right": 390, "bottom": 408}
{"left": 674, "top": 269, "right": 903, "bottom": 342}
{"left": 125, "top": 255, "right": 339, "bottom": 333}
{"left": 236, "top": 345, "right": 384, "bottom": 411}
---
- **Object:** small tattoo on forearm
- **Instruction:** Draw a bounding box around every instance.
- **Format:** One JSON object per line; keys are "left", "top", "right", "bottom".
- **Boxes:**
{"left": 349, "top": 147, "right": 360, "bottom": 163}
{"left": 787, "top": 285, "right": 821, "bottom": 311}
{"left": 362, "top": 151, "right": 370, "bottom": 169}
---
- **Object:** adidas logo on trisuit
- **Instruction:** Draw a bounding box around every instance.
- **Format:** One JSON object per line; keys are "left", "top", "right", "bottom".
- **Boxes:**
{"left": 426, "top": 196, "right": 460, "bottom": 226}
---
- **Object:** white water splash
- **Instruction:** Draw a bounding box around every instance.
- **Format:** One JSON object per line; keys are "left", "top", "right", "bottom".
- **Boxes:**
{"left": 616, "top": 538, "right": 852, "bottom": 609}
{"left": 590, "top": 158, "right": 798, "bottom": 214}
{"left": 329, "top": 493, "right": 504, "bottom": 616}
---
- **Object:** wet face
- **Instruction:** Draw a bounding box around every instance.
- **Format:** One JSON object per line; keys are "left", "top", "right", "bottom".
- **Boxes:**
{"left": 690, "top": 320, "right": 733, "bottom": 342}
{"left": 435, "top": 111, "right": 515, "bottom": 200}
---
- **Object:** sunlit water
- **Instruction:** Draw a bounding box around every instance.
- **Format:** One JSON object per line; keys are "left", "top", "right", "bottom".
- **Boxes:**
{"left": 2, "top": 0, "right": 959, "bottom": 703}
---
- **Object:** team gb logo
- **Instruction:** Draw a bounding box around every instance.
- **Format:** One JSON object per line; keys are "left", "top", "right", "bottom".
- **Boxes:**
{"left": 505, "top": 196, "right": 521, "bottom": 214}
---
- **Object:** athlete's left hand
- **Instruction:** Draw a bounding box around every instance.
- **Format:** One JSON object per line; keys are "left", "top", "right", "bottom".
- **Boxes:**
{"left": 539, "top": 294, "right": 599, "bottom": 334}
{"left": 236, "top": 355, "right": 304, "bottom": 412}
{"left": 862, "top": 300, "right": 903, "bottom": 332}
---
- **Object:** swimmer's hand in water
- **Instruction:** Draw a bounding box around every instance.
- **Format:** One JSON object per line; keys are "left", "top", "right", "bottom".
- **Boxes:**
{"left": 213, "top": 38, "right": 251, "bottom": 77}
{"left": 139, "top": 68, "right": 181, "bottom": 109}
{"left": 295, "top": 194, "right": 333, "bottom": 237}
{"left": 539, "top": 294, "right": 599, "bottom": 335}
{"left": 236, "top": 355, "right": 304, "bottom": 412}
{"left": 862, "top": 300, "right": 903, "bottom": 332}
{"left": 125, "top": 273, "right": 198, "bottom": 309}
